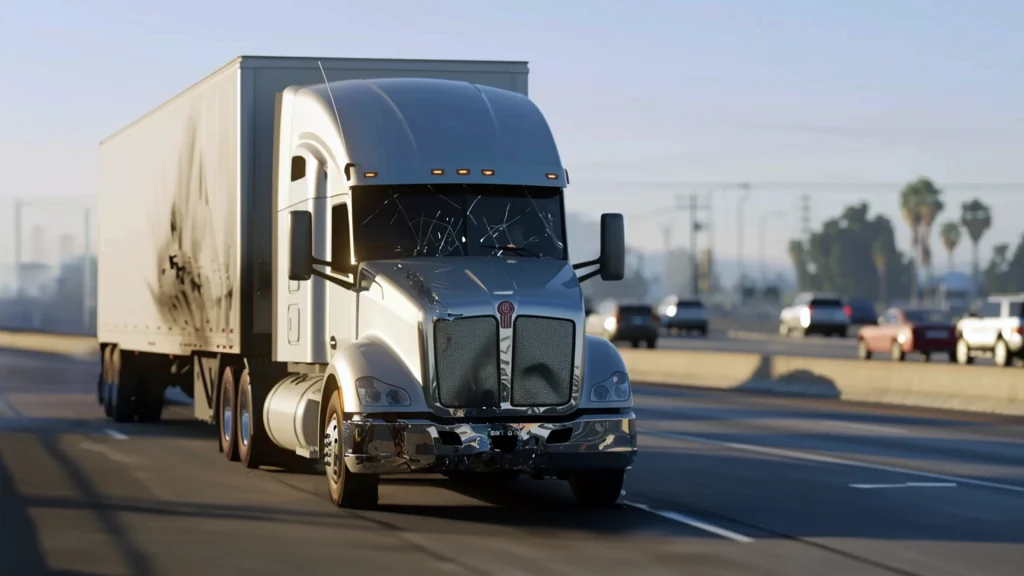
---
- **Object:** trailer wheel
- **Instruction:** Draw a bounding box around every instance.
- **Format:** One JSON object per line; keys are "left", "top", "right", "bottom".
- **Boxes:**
{"left": 101, "top": 346, "right": 114, "bottom": 417}
{"left": 324, "top": 393, "right": 379, "bottom": 509}
{"left": 110, "top": 348, "right": 137, "bottom": 423}
{"left": 219, "top": 366, "right": 240, "bottom": 462}
{"left": 568, "top": 469, "right": 625, "bottom": 508}
{"left": 237, "top": 368, "right": 274, "bottom": 469}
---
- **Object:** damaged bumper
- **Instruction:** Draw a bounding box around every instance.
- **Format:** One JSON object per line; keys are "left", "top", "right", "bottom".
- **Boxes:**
{"left": 343, "top": 413, "right": 637, "bottom": 475}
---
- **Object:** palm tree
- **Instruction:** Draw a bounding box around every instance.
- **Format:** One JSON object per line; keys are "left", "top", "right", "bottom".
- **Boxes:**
{"left": 940, "top": 221, "right": 962, "bottom": 273}
{"left": 899, "top": 178, "right": 944, "bottom": 304}
{"left": 872, "top": 237, "right": 888, "bottom": 308}
{"left": 960, "top": 198, "right": 992, "bottom": 284}
{"left": 899, "top": 185, "right": 922, "bottom": 303}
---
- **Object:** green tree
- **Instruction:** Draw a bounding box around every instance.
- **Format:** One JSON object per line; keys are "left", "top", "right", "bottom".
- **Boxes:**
{"left": 960, "top": 198, "right": 992, "bottom": 282}
{"left": 939, "top": 221, "right": 962, "bottom": 273}
{"left": 788, "top": 202, "right": 911, "bottom": 303}
{"left": 899, "top": 178, "right": 944, "bottom": 302}
{"left": 984, "top": 234, "right": 1024, "bottom": 294}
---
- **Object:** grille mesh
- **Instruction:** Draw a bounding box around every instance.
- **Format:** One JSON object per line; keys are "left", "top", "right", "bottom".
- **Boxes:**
{"left": 433, "top": 317, "right": 500, "bottom": 409}
{"left": 511, "top": 316, "right": 575, "bottom": 406}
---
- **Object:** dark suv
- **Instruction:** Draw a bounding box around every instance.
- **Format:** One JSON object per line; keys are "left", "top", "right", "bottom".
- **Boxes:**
{"left": 585, "top": 300, "right": 660, "bottom": 348}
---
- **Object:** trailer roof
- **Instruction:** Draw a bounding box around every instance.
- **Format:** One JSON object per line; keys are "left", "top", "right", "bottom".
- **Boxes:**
{"left": 100, "top": 55, "right": 529, "bottom": 145}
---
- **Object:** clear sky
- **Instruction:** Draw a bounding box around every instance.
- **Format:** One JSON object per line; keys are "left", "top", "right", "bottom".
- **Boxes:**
{"left": 2, "top": 0, "right": 1022, "bottom": 273}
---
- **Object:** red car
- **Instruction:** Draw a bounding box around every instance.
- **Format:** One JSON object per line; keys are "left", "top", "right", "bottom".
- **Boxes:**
{"left": 857, "top": 307, "right": 957, "bottom": 362}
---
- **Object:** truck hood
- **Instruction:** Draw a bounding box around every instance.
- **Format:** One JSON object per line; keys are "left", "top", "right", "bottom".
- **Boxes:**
{"left": 363, "top": 257, "right": 584, "bottom": 314}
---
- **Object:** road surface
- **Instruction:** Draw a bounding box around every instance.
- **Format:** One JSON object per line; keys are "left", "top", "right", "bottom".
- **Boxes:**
{"left": 2, "top": 349, "right": 1023, "bottom": 575}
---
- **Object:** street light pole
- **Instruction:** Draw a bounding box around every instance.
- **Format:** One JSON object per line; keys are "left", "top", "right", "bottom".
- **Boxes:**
{"left": 736, "top": 188, "right": 752, "bottom": 292}
{"left": 758, "top": 211, "right": 788, "bottom": 287}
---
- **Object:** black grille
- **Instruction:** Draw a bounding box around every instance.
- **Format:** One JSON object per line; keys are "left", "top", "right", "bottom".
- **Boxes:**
{"left": 433, "top": 316, "right": 500, "bottom": 409}
{"left": 511, "top": 316, "right": 575, "bottom": 407}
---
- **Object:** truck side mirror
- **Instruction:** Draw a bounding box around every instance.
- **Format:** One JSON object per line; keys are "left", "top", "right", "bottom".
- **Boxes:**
{"left": 289, "top": 210, "right": 314, "bottom": 281}
{"left": 598, "top": 213, "right": 625, "bottom": 281}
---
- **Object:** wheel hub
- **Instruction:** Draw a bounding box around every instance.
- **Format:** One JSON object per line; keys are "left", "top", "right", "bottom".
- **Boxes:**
{"left": 324, "top": 415, "right": 342, "bottom": 483}
{"left": 222, "top": 387, "right": 234, "bottom": 441}
{"left": 239, "top": 388, "right": 251, "bottom": 447}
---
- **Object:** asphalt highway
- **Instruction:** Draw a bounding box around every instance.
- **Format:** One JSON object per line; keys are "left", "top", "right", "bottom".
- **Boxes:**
{"left": 3, "top": 349, "right": 1024, "bottom": 575}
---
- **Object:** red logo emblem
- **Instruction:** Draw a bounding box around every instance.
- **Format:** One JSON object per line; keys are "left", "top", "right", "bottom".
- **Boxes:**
{"left": 497, "top": 300, "right": 515, "bottom": 329}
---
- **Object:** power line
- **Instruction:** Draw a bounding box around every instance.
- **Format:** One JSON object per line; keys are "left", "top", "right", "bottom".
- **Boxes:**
{"left": 584, "top": 180, "right": 1024, "bottom": 193}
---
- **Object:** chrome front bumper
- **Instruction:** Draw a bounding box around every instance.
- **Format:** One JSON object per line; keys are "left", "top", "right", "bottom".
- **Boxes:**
{"left": 342, "top": 413, "right": 637, "bottom": 475}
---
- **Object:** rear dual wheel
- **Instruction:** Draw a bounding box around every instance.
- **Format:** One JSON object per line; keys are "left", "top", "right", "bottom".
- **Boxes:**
{"left": 218, "top": 366, "right": 275, "bottom": 469}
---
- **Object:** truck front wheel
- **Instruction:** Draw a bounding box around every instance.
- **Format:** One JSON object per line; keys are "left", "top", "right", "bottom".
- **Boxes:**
{"left": 324, "top": 393, "right": 379, "bottom": 509}
{"left": 568, "top": 469, "right": 625, "bottom": 508}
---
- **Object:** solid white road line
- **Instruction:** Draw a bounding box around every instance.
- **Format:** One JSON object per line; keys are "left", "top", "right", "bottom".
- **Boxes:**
{"left": 641, "top": 428, "right": 1024, "bottom": 494}
{"left": 624, "top": 501, "right": 755, "bottom": 543}
{"left": 104, "top": 428, "right": 129, "bottom": 440}
{"left": 849, "top": 482, "right": 958, "bottom": 489}
{"left": 826, "top": 420, "right": 909, "bottom": 434}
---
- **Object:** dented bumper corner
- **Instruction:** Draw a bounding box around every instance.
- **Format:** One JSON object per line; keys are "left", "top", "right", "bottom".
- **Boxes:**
{"left": 342, "top": 413, "right": 637, "bottom": 475}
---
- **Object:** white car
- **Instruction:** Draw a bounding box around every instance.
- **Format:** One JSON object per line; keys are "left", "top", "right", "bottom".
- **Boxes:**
{"left": 779, "top": 292, "right": 850, "bottom": 338}
{"left": 954, "top": 294, "right": 1024, "bottom": 367}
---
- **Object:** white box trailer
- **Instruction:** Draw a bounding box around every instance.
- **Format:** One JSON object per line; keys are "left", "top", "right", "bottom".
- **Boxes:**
{"left": 95, "top": 55, "right": 637, "bottom": 509}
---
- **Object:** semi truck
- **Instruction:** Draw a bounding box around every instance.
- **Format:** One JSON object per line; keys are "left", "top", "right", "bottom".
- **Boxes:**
{"left": 96, "top": 55, "right": 637, "bottom": 509}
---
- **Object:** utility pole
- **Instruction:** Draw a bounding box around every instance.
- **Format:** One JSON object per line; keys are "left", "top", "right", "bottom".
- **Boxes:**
{"left": 13, "top": 199, "right": 22, "bottom": 298}
{"left": 661, "top": 223, "right": 672, "bottom": 297}
{"left": 800, "top": 194, "right": 812, "bottom": 239}
{"left": 689, "top": 193, "right": 699, "bottom": 298}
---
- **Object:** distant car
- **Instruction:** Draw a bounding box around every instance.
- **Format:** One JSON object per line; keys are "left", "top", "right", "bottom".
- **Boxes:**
{"left": 656, "top": 296, "right": 708, "bottom": 336}
{"left": 585, "top": 299, "right": 659, "bottom": 348}
{"left": 954, "top": 294, "right": 1024, "bottom": 367}
{"left": 779, "top": 292, "right": 849, "bottom": 338}
{"left": 843, "top": 297, "right": 878, "bottom": 328}
{"left": 857, "top": 307, "right": 956, "bottom": 361}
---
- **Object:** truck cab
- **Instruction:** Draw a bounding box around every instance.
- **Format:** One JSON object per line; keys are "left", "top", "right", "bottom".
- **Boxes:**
{"left": 272, "top": 77, "right": 637, "bottom": 508}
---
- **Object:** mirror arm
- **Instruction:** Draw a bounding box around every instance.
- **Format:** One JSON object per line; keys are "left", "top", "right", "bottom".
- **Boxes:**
{"left": 310, "top": 268, "right": 353, "bottom": 289}
{"left": 572, "top": 258, "right": 600, "bottom": 271}
{"left": 312, "top": 256, "right": 332, "bottom": 267}
{"left": 578, "top": 269, "right": 601, "bottom": 283}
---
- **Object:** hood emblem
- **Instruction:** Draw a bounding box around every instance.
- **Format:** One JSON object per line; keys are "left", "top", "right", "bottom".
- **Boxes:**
{"left": 497, "top": 300, "right": 515, "bottom": 329}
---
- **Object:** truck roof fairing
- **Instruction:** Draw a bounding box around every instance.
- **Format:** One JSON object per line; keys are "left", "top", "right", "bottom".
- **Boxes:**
{"left": 295, "top": 77, "right": 566, "bottom": 188}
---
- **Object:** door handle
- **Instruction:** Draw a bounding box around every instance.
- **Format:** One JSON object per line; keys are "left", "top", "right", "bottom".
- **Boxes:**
{"left": 329, "top": 336, "right": 337, "bottom": 350}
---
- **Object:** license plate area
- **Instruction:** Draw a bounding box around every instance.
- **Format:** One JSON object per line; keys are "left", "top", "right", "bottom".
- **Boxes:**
{"left": 926, "top": 330, "right": 948, "bottom": 339}
{"left": 488, "top": 425, "right": 519, "bottom": 453}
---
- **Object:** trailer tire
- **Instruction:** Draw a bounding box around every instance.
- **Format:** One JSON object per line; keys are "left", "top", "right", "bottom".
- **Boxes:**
{"left": 324, "top": 393, "right": 379, "bottom": 509}
{"left": 219, "top": 366, "right": 240, "bottom": 462}
{"left": 136, "top": 377, "right": 166, "bottom": 423}
{"left": 237, "top": 368, "right": 274, "bottom": 470}
{"left": 111, "top": 349, "right": 137, "bottom": 423}
{"left": 568, "top": 469, "right": 625, "bottom": 508}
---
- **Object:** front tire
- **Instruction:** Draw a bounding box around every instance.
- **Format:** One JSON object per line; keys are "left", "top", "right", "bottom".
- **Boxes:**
{"left": 324, "top": 392, "right": 379, "bottom": 509}
{"left": 994, "top": 339, "right": 1010, "bottom": 367}
{"left": 891, "top": 341, "right": 905, "bottom": 362}
{"left": 857, "top": 339, "right": 871, "bottom": 360}
{"left": 955, "top": 338, "right": 974, "bottom": 365}
{"left": 569, "top": 469, "right": 625, "bottom": 508}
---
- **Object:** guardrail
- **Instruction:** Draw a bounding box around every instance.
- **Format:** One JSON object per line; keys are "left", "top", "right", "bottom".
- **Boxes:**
{"left": 1, "top": 330, "right": 1022, "bottom": 418}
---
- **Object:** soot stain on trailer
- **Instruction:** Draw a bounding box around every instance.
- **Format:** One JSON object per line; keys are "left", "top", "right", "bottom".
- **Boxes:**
{"left": 149, "top": 114, "right": 235, "bottom": 342}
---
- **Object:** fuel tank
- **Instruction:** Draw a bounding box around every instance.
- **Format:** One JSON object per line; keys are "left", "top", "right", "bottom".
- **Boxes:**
{"left": 263, "top": 373, "right": 323, "bottom": 454}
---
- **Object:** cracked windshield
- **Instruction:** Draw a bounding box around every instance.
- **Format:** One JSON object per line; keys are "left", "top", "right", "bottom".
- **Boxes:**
{"left": 351, "top": 184, "right": 567, "bottom": 261}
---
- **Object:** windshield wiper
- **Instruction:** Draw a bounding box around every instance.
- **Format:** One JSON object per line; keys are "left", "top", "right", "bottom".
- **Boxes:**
{"left": 479, "top": 243, "right": 542, "bottom": 258}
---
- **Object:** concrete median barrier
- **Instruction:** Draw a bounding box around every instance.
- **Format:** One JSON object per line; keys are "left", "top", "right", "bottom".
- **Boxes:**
{"left": 621, "top": 348, "right": 1024, "bottom": 417}
{"left": 2, "top": 330, "right": 1022, "bottom": 417}
{"left": 0, "top": 330, "right": 99, "bottom": 359}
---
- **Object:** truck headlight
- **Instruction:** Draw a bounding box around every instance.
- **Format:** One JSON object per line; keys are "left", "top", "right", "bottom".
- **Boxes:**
{"left": 355, "top": 376, "right": 411, "bottom": 407}
{"left": 590, "top": 371, "right": 630, "bottom": 402}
